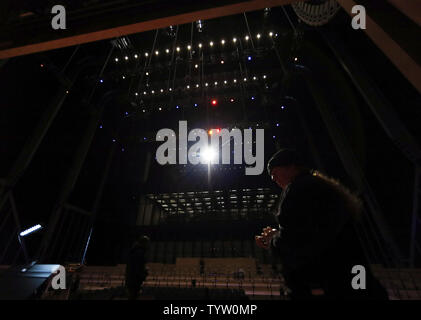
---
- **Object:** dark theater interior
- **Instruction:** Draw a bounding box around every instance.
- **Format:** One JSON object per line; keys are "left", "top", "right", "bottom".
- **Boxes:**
{"left": 0, "top": 0, "right": 420, "bottom": 303}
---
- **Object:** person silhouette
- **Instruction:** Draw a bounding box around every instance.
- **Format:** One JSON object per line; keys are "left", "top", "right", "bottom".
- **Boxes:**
{"left": 256, "top": 149, "right": 388, "bottom": 300}
{"left": 125, "top": 235, "right": 150, "bottom": 300}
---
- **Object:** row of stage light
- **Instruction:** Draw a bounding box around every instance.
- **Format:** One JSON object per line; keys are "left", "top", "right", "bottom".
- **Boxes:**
{"left": 97, "top": 128, "right": 279, "bottom": 160}
{"left": 124, "top": 75, "right": 269, "bottom": 96}
{"left": 128, "top": 120, "right": 284, "bottom": 143}
{"left": 99, "top": 117, "right": 285, "bottom": 150}
{"left": 113, "top": 32, "right": 279, "bottom": 62}
{"left": 134, "top": 99, "right": 286, "bottom": 113}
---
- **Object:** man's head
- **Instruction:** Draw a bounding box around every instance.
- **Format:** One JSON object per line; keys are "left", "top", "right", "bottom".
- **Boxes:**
{"left": 267, "top": 149, "right": 307, "bottom": 188}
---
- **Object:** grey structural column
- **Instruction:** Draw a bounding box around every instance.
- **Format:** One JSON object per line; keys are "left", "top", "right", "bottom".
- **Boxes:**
{"left": 320, "top": 29, "right": 421, "bottom": 266}
{"left": 80, "top": 138, "right": 117, "bottom": 264}
{"left": 296, "top": 65, "right": 403, "bottom": 266}
{"left": 39, "top": 99, "right": 105, "bottom": 261}
{"left": 0, "top": 62, "right": 75, "bottom": 204}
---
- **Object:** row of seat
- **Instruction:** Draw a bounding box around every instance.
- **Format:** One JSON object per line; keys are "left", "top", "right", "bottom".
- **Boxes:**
{"left": 69, "top": 286, "right": 249, "bottom": 300}
{"left": 75, "top": 263, "right": 421, "bottom": 300}
{"left": 147, "top": 258, "right": 261, "bottom": 276}
{"left": 370, "top": 265, "right": 421, "bottom": 300}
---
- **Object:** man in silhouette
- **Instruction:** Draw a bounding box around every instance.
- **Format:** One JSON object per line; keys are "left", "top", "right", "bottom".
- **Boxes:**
{"left": 199, "top": 258, "right": 205, "bottom": 276}
{"left": 125, "top": 235, "right": 150, "bottom": 300}
{"left": 256, "top": 149, "right": 388, "bottom": 300}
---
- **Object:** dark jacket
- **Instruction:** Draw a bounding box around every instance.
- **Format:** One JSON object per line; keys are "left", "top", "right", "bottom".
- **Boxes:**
{"left": 271, "top": 170, "right": 388, "bottom": 299}
{"left": 125, "top": 243, "right": 148, "bottom": 290}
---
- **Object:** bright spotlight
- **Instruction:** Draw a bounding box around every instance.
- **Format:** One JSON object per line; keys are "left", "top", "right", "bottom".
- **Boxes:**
{"left": 201, "top": 147, "right": 217, "bottom": 163}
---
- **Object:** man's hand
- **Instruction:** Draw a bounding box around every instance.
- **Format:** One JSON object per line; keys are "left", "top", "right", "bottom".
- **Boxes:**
{"left": 255, "top": 226, "right": 278, "bottom": 250}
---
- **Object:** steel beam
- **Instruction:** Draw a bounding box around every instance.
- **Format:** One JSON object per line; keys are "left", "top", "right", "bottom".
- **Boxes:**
{"left": 296, "top": 64, "right": 403, "bottom": 266}
{"left": 336, "top": 0, "right": 421, "bottom": 94}
{"left": 387, "top": 0, "right": 421, "bottom": 26}
{"left": 38, "top": 100, "right": 105, "bottom": 262}
{"left": 0, "top": 0, "right": 299, "bottom": 59}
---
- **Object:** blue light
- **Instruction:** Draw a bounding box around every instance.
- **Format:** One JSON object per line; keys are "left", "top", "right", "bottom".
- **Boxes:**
{"left": 194, "top": 103, "right": 198, "bottom": 107}
{"left": 276, "top": 123, "right": 279, "bottom": 127}
{"left": 125, "top": 112, "right": 128, "bottom": 116}
{"left": 144, "top": 137, "right": 147, "bottom": 140}
{"left": 176, "top": 105, "right": 179, "bottom": 109}
{"left": 112, "top": 139, "right": 116, "bottom": 142}
{"left": 273, "top": 136, "right": 276, "bottom": 139}
{"left": 251, "top": 96, "right": 255, "bottom": 100}
{"left": 100, "top": 79, "right": 103, "bottom": 83}
{"left": 248, "top": 56, "right": 252, "bottom": 61}
{"left": 122, "top": 148, "right": 125, "bottom": 152}
{"left": 281, "top": 105, "right": 285, "bottom": 109}
{"left": 99, "top": 125, "right": 103, "bottom": 129}
{"left": 20, "top": 224, "right": 42, "bottom": 237}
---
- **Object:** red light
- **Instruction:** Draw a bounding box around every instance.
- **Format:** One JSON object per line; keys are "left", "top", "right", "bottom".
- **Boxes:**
{"left": 230, "top": 98, "right": 234, "bottom": 102}
{"left": 211, "top": 99, "right": 217, "bottom": 106}
{"left": 208, "top": 128, "right": 220, "bottom": 135}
